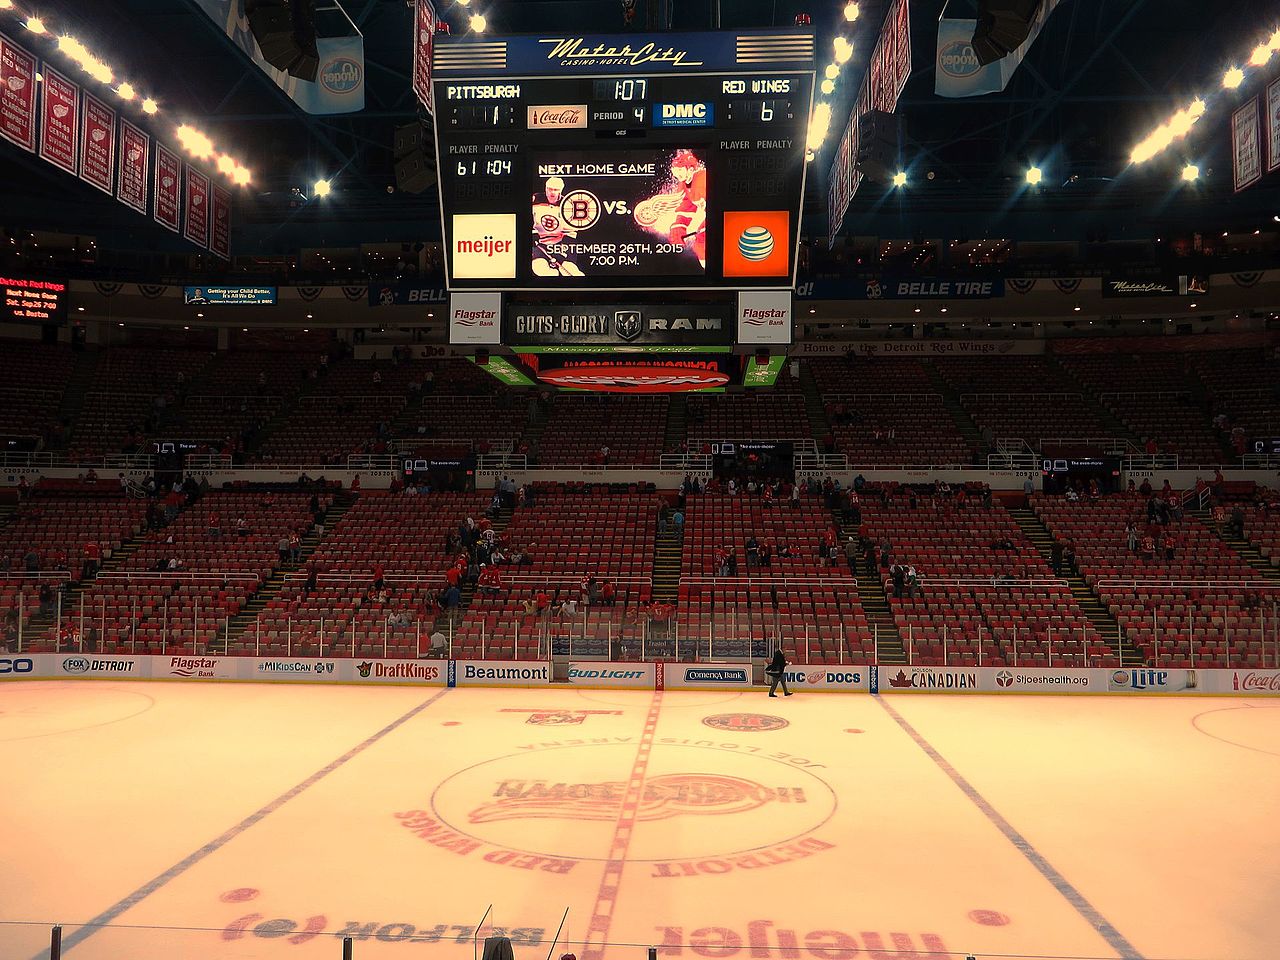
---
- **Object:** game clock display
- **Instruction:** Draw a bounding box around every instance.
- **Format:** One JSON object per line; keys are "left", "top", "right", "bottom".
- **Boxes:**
{"left": 432, "top": 29, "right": 815, "bottom": 291}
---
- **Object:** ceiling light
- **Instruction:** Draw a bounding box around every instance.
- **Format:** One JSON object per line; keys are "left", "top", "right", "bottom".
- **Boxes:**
{"left": 197, "top": 312, "right": 203, "bottom": 318}
{"left": 1073, "top": 305, "right": 1081, "bottom": 312}
{"left": 820, "top": 78, "right": 835, "bottom": 95}
{"left": 833, "top": 36, "right": 853, "bottom": 64}
{"left": 25, "top": 16, "right": 46, "bottom": 34}
{"left": 824, "top": 63, "right": 840, "bottom": 80}
{"left": 1189, "top": 303, "right": 1197, "bottom": 309}
{"left": 1250, "top": 43, "right": 1272, "bottom": 66}
{"left": 0, "top": 1, "right": 14, "bottom": 9}
{"left": 1222, "top": 66, "right": 1245, "bottom": 89}
{"left": 177, "top": 124, "right": 215, "bottom": 158}
{"left": 116, "top": 82, "right": 135, "bottom": 100}
{"left": 913, "top": 306, "right": 921, "bottom": 313}
{"left": 892, "top": 170, "right": 907, "bottom": 187}
{"left": 1025, "top": 165, "right": 1043, "bottom": 185}
{"left": 469, "top": 13, "right": 487, "bottom": 32}
{"left": 313, "top": 178, "right": 332, "bottom": 197}
{"left": 306, "top": 313, "right": 313, "bottom": 319}
{"left": 940, "top": 306, "right": 948, "bottom": 313}
{"left": 844, "top": 2, "right": 859, "bottom": 21}
{"left": 1182, "top": 163, "right": 1199, "bottom": 181}
{"left": 142, "top": 97, "right": 158, "bottom": 114}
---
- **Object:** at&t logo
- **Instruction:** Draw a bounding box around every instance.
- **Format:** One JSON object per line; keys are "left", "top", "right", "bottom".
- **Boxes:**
{"left": 737, "top": 226, "right": 775, "bottom": 262}
{"left": 320, "top": 57, "right": 362, "bottom": 95}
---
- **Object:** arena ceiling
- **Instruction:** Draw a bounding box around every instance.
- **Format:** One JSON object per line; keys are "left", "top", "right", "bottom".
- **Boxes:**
{"left": 2, "top": 0, "right": 1277, "bottom": 256}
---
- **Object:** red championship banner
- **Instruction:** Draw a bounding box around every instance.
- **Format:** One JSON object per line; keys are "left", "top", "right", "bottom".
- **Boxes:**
{"left": 117, "top": 118, "right": 149, "bottom": 214}
{"left": 153, "top": 141, "right": 181, "bottom": 232}
{"left": 184, "top": 164, "right": 210, "bottom": 248}
{"left": 412, "top": 0, "right": 437, "bottom": 117}
{"left": 79, "top": 91, "right": 115, "bottom": 194}
{"left": 209, "top": 185, "right": 231, "bottom": 260}
{"left": 39, "top": 65, "right": 79, "bottom": 175}
{"left": 0, "top": 33, "right": 37, "bottom": 152}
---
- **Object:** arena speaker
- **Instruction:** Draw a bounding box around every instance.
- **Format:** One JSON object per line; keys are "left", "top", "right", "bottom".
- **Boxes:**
{"left": 855, "top": 109, "right": 901, "bottom": 183}
{"left": 481, "top": 937, "right": 514, "bottom": 960}
{"left": 971, "top": 0, "right": 1043, "bottom": 65}
{"left": 246, "top": 0, "right": 320, "bottom": 81}
{"left": 393, "top": 121, "right": 437, "bottom": 194}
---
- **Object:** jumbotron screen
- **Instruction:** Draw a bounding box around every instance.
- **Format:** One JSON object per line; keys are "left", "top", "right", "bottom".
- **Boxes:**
{"left": 432, "top": 30, "right": 815, "bottom": 291}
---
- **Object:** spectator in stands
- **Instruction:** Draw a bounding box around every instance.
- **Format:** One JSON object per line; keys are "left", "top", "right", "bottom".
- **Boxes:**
{"left": 778, "top": 541, "right": 792, "bottom": 559}
{"left": 1140, "top": 533, "right": 1156, "bottom": 561}
{"left": 726, "top": 478, "right": 737, "bottom": 496}
{"left": 1139, "top": 478, "right": 1153, "bottom": 497}
{"left": 38, "top": 582, "right": 54, "bottom": 616}
{"left": 1063, "top": 542, "right": 1076, "bottom": 572}
{"left": 599, "top": 581, "right": 616, "bottom": 606}
{"left": 844, "top": 536, "right": 859, "bottom": 574}
{"left": 373, "top": 562, "right": 386, "bottom": 592}
{"left": 428, "top": 630, "right": 447, "bottom": 656}
{"left": 671, "top": 509, "right": 684, "bottom": 536}
{"left": 277, "top": 535, "right": 290, "bottom": 564}
{"left": 1023, "top": 476, "right": 1034, "bottom": 507}
{"left": 746, "top": 535, "right": 759, "bottom": 567}
{"left": 1050, "top": 541, "right": 1063, "bottom": 575}
{"left": 790, "top": 483, "right": 801, "bottom": 509}
{"left": 905, "top": 565, "right": 919, "bottom": 599}
{"left": 81, "top": 540, "right": 102, "bottom": 580}
{"left": 890, "top": 563, "right": 905, "bottom": 599}
{"left": 477, "top": 564, "right": 502, "bottom": 594}
{"left": 559, "top": 597, "right": 580, "bottom": 619}
{"left": 441, "top": 583, "right": 461, "bottom": 619}
{"left": 372, "top": 370, "right": 383, "bottom": 388}
{"left": 762, "top": 485, "right": 775, "bottom": 509}
{"left": 16, "top": 476, "right": 29, "bottom": 501}
{"left": 303, "top": 566, "right": 318, "bottom": 598}
{"left": 288, "top": 532, "right": 302, "bottom": 563}
{"left": 1125, "top": 521, "right": 1138, "bottom": 553}
{"left": 235, "top": 516, "right": 249, "bottom": 536}
{"left": 726, "top": 548, "right": 739, "bottom": 576}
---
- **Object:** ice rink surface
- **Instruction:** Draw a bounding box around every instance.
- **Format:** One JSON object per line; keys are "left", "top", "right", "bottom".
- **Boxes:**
{"left": 2, "top": 681, "right": 1278, "bottom": 960}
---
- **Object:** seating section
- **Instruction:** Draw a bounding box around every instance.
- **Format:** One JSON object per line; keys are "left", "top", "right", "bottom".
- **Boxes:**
{"left": 677, "top": 492, "right": 870, "bottom": 662}
{"left": 1242, "top": 493, "right": 1280, "bottom": 569}
{"left": 537, "top": 395, "right": 667, "bottom": 465}
{"left": 259, "top": 395, "right": 406, "bottom": 464}
{"left": 687, "top": 394, "right": 811, "bottom": 440}
{"left": 936, "top": 357, "right": 1111, "bottom": 445}
{"left": 0, "top": 341, "right": 75, "bottom": 443}
{"left": 1058, "top": 354, "right": 1224, "bottom": 463}
{"left": 1192, "top": 349, "right": 1280, "bottom": 457}
{"left": 1033, "top": 493, "right": 1272, "bottom": 666}
{"left": 0, "top": 491, "right": 146, "bottom": 573}
{"left": 861, "top": 487, "right": 1106, "bottom": 666}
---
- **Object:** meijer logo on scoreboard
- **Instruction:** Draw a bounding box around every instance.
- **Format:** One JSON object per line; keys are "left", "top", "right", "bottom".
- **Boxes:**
{"left": 452, "top": 214, "right": 517, "bottom": 279}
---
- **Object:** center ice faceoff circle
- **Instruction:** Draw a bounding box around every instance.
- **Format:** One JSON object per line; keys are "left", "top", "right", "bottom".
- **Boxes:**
{"left": 426, "top": 742, "right": 837, "bottom": 863}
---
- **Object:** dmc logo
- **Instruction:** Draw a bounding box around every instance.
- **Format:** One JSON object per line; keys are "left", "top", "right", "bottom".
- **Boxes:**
{"left": 320, "top": 57, "right": 362, "bottom": 94}
{"left": 0, "top": 657, "right": 34, "bottom": 674}
{"left": 614, "top": 310, "right": 642, "bottom": 341}
{"left": 996, "top": 670, "right": 1014, "bottom": 688}
{"left": 63, "top": 657, "right": 90, "bottom": 674}
{"left": 655, "top": 102, "right": 713, "bottom": 126}
{"left": 939, "top": 40, "right": 982, "bottom": 78}
{"left": 738, "top": 226, "right": 775, "bottom": 262}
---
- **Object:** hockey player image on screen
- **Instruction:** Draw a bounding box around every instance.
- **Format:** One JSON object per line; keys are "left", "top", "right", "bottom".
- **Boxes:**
{"left": 632, "top": 149, "right": 707, "bottom": 268}
{"left": 531, "top": 176, "right": 585, "bottom": 277}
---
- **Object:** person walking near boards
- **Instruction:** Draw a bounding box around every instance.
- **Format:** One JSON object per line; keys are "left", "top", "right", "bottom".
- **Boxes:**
{"left": 765, "top": 648, "right": 793, "bottom": 697}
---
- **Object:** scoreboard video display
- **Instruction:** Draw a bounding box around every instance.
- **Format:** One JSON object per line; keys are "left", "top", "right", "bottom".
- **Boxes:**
{"left": 432, "top": 30, "right": 815, "bottom": 292}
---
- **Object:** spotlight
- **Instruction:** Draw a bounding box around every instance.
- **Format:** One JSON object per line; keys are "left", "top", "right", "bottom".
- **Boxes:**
{"left": 216, "top": 154, "right": 236, "bottom": 176}
{"left": 820, "top": 78, "right": 835, "bottom": 95}
{"left": 1189, "top": 302, "right": 1197, "bottom": 309}
{"left": 1271, "top": 28, "right": 1280, "bottom": 51}
{"left": 825, "top": 63, "right": 840, "bottom": 79}
{"left": 313, "top": 178, "right": 332, "bottom": 197}
{"left": 1222, "top": 66, "right": 1244, "bottom": 89}
{"left": 0, "top": 0, "right": 13, "bottom": 9}
{"left": 1182, "top": 163, "right": 1199, "bottom": 181}
{"left": 1073, "top": 305, "right": 1081, "bottom": 312}
{"left": 913, "top": 306, "right": 921, "bottom": 313}
{"left": 844, "top": 2, "right": 859, "bottom": 21}
{"left": 142, "top": 97, "right": 158, "bottom": 114}
{"left": 1025, "top": 165, "right": 1043, "bottom": 185}
{"left": 808, "top": 307, "right": 816, "bottom": 314}
{"left": 469, "top": 13, "right": 486, "bottom": 32}
{"left": 1189, "top": 98, "right": 1206, "bottom": 118}
{"left": 116, "top": 82, "right": 136, "bottom": 100}
{"left": 58, "top": 36, "right": 89, "bottom": 59}
{"left": 455, "top": 0, "right": 470, "bottom": 4}
{"left": 833, "top": 36, "right": 853, "bottom": 64}
{"left": 232, "top": 166, "right": 252, "bottom": 186}
{"left": 804, "top": 148, "right": 815, "bottom": 163}
{"left": 1250, "top": 43, "right": 1271, "bottom": 66}
{"left": 25, "top": 16, "right": 46, "bottom": 34}
{"left": 940, "top": 306, "right": 948, "bottom": 313}
{"left": 892, "top": 170, "right": 907, "bottom": 187}
{"left": 177, "top": 124, "right": 215, "bottom": 158}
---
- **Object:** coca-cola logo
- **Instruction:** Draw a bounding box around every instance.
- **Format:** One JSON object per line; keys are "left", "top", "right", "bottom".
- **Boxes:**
{"left": 526, "top": 105, "right": 588, "bottom": 129}
{"left": 1235, "top": 672, "right": 1280, "bottom": 691}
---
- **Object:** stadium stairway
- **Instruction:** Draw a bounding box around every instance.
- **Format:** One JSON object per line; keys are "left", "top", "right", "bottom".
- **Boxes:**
{"left": 922, "top": 360, "right": 987, "bottom": 463}
{"left": 213, "top": 491, "right": 357, "bottom": 653}
{"left": 54, "top": 349, "right": 101, "bottom": 446}
{"left": 428, "top": 502, "right": 515, "bottom": 642}
{"left": 663, "top": 394, "right": 687, "bottom": 453}
{"left": 798, "top": 364, "right": 832, "bottom": 446}
{"left": 652, "top": 515, "right": 682, "bottom": 605}
{"left": 1008, "top": 505, "right": 1142, "bottom": 666}
{"left": 833, "top": 508, "right": 905, "bottom": 663}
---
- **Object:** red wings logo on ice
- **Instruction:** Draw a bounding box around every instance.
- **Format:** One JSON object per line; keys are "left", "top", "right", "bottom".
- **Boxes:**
{"left": 470, "top": 774, "right": 805, "bottom": 824}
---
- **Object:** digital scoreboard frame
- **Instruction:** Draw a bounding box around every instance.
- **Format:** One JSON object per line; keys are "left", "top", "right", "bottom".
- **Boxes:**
{"left": 432, "top": 29, "right": 815, "bottom": 293}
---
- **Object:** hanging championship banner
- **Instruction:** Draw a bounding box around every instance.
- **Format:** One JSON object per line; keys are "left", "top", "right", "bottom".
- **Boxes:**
{"left": 1232, "top": 96, "right": 1262, "bottom": 193}
{"left": 154, "top": 142, "right": 181, "bottom": 232}
{"left": 117, "top": 119, "right": 149, "bottom": 214}
{"left": 184, "top": 164, "right": 211, "bottom": 248}
{"left": 39, "top": 65, "right": 79, "bottom": 175}
{"left": 413, "top": 0, "right": 437, "bottom": 117}
{"left": 1267, "top": 77, "right": 1280, "bottom": 174}
{"left": 79, "top": 92, "right": 116, "bottom": 194}
{"left": 0, "top": 33, "right": 37, "bottom": 152}
{"left": 210, "top": 185, "right": 232, "bottom": 260}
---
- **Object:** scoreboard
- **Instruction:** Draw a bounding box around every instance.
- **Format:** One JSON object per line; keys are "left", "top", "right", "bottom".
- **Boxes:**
{"left": 432, "top": 30, "right": 815, "bottom": 292}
